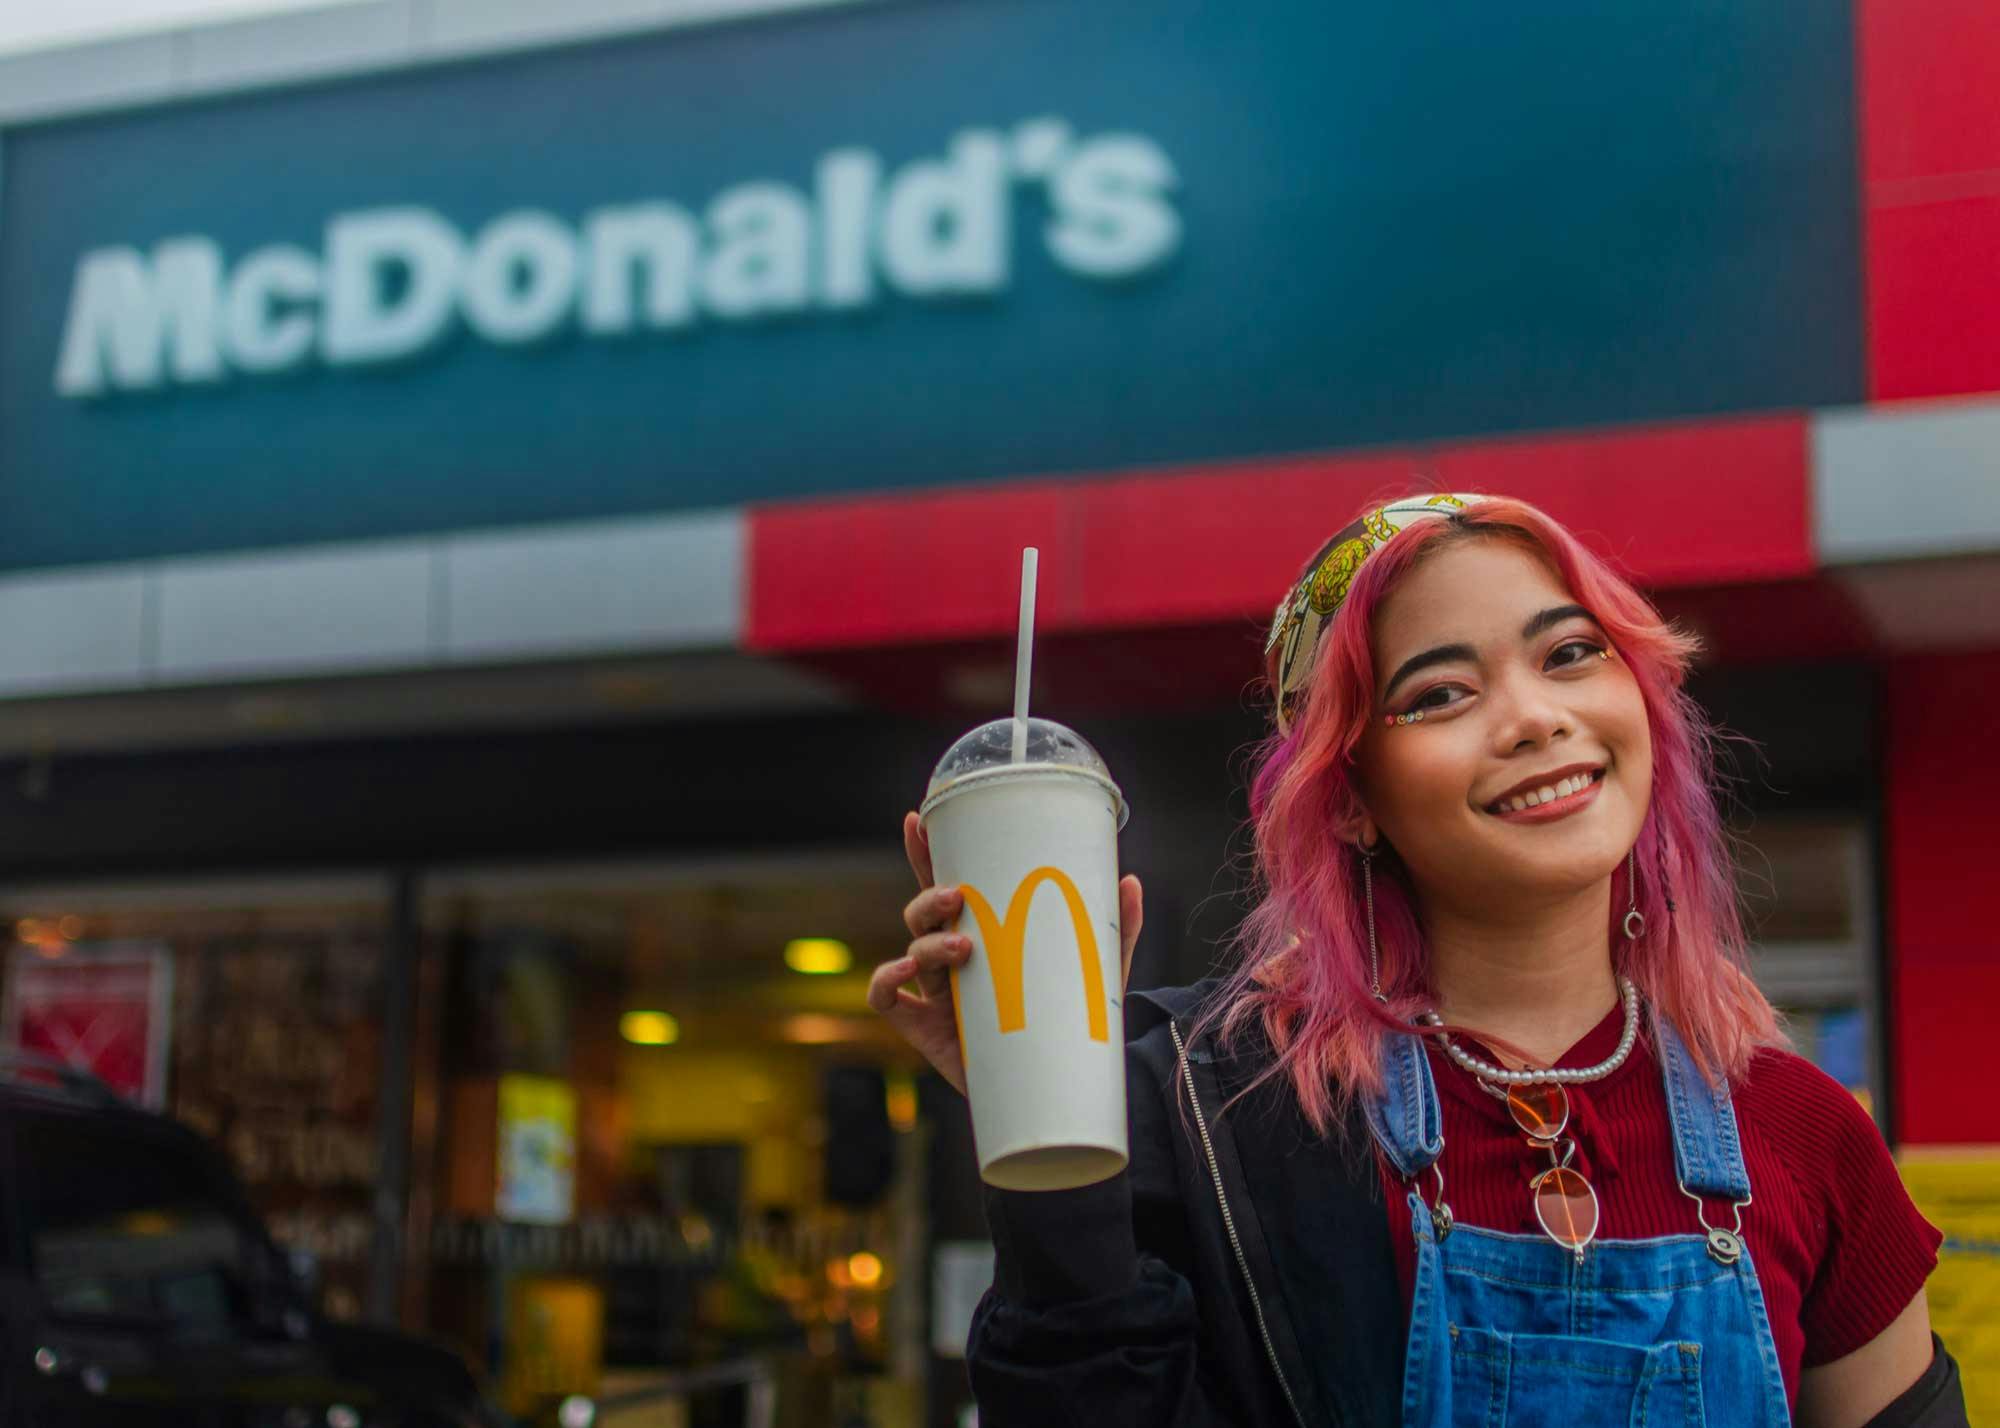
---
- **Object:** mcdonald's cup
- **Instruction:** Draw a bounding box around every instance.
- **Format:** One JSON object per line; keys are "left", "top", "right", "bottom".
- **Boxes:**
{"left": 920, "top": 717, "right": 1130, "bottom": 1190}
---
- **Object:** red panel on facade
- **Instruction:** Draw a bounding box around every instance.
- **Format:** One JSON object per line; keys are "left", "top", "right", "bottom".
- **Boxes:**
{"left": 1883, "top": 651, "right": 2000, "bottom": 1145}
{"left": 746, "top": 416, "right": 1811, "bottom": 652}
{"left": 1858, "top": 0, "right": 2000, "bottom": 399}
{"left": 1858, "top": 0, "right": 2000, "bottom": 185}
{"left": 1428, "top": 418, "right": 1812, "bottom": 588}
{"left": 1063, "top": 451, "right": 1416, "bottom": 630}
{"left": 744, "top": 485, "right": 1071, "bottom": 650}
{"left": 1865, "top": 194, "right": 2000, "bottom": 400}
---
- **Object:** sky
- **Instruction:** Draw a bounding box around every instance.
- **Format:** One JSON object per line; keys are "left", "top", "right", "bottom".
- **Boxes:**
{"left": 0, "top": 0, "right": 366, "bottom": 56}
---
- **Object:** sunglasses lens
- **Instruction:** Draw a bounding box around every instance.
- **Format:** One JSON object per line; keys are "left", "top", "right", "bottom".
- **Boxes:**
{"left": 1532, "top": 1165, "right": 1599, "bottom": 1250}
{"left": 1507, "top": 1082, "right": 1569, "bottom": 1143}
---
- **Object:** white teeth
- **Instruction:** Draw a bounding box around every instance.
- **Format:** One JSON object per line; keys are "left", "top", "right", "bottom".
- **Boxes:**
{"left": 1492, "top": 771, "right": 1599, "bottom": 814}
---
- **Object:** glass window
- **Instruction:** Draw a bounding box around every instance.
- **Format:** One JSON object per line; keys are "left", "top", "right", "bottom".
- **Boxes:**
{"left": 1735, "top": 815, "right": 1883, "bottom": 1113}
{"left": 419, "top": 853, "right": 928, "bottom": 1420}
{"left": 0, "top": 877, "right": 391, "bottom": 1321}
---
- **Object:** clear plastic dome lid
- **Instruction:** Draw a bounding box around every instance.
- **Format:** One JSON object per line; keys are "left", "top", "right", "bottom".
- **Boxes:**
{"left": 922, "top": 717, "right": 1127, "bottom": 827}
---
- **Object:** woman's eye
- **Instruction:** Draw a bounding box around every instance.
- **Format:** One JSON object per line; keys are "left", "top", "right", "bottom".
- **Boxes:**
{"left": 1409, "top": 685, "right": 1467, "bottom": 713}
{"left": 1550, "top": 639, "right": 1603, "bottom": 668}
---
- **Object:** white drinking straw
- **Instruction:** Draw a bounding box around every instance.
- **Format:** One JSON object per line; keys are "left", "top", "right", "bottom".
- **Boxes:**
{"left": 1012, "top": 547, "right": 1038, "bottom": 764}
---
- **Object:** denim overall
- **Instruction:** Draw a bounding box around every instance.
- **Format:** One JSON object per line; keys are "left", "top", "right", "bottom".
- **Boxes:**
{"left": 1363, "top": 1015, "right": 1792, "bottom": 1427}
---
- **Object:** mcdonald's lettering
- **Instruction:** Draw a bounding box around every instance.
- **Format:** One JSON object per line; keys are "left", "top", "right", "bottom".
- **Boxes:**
{"left": 958, "top": 867, "right": 1110, "bottom": 1042}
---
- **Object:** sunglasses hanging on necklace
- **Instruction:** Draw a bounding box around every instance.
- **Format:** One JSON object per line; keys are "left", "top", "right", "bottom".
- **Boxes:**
{"left": 1420, "top": 976, "right": 1641, "bottom": 1262}
{"left": 1499, "top": 1079, "right": 1598, "bottom": 1261}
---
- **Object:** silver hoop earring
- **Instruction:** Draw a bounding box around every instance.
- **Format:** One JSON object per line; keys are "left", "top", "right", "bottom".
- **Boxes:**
{"left": 1359, "top": 841, "right": 1385, "bottom": 1000}
{"left": 1623, "top": 847, "right": 1646, "bottom": 942}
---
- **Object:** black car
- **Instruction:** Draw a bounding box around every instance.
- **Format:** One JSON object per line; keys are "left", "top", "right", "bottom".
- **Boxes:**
{"left": 0, "top": 1053, "right": 505, "bottom": 1427}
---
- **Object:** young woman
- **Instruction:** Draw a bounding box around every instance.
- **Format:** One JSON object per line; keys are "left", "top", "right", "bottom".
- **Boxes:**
{"left": 870, "top": 494, "right": 1967, "bottom": 1426}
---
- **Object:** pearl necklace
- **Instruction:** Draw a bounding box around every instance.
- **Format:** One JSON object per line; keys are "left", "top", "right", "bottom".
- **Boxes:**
{"left": 1426, "top": 976, "right": 1642, "bottom": 1086}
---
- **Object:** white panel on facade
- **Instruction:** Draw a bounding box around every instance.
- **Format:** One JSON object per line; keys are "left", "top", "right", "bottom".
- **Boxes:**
{"left": 0, "top": 0, "right": 884, "bottom": 123}
{"left": 155, "top": 540, "right": 438, "bottom": 682}
{"left": 0, "top": 32, "right": 179, "bottom": 123}
{"left": 1814, "top": 399, "right": 2000, "bottom": 563}
{"left": 0, "top": 566, "right": 150, "bottom": 696}
{"left": 421, "top": 0, "right": 675, "bottom": 54}
{"left": 443, "top": 511, "right": 741, "bottom": 660}
{"left": 184, "top": 1, "right": 416, "bottom": 92}
{"left": 656, "top": 0, "right": 884, "bottom": 29}
{"left": 422, "top": 0, "right": 866, "bottom": 55}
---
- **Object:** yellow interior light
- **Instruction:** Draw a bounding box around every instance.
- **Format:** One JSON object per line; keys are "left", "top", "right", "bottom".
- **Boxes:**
{"left": 847, "top": 1252, "right": 884, "bottom": 1288}
{"left": 620, "top": 1010, "right": 679, "bottom": 1046}
{"left": 779, "top": 1013, "right": 851, "bottom": 1044}
{"left": 784, "top": 938, "right": 852, "bottom": 975}
{"left": 885, "top": 1072, "right": 918, "bottom": 1132}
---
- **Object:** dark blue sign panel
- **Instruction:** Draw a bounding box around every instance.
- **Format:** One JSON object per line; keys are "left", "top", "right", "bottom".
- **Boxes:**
{"left": 0, "top": 0, "right": 1860, "bottom": 570}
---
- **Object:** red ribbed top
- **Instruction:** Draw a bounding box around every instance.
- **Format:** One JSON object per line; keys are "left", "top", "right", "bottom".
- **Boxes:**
{"left": 1378, "top": 1004, "right": 1942, "bottom": 1409}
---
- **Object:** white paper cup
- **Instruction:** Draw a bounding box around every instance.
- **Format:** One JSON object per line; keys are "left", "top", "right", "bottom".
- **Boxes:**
{"left": 922, "top": 761, "right": 1127, "bottom": 1191}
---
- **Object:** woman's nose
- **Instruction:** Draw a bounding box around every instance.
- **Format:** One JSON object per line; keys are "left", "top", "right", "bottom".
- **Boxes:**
{"left": 1489, "top": 668, "right": 1569, "bottom": 751}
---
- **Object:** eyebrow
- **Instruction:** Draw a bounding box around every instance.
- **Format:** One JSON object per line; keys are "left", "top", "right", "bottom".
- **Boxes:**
{"left": 1381, "top": 604, "right": 1598, "bottom": 703}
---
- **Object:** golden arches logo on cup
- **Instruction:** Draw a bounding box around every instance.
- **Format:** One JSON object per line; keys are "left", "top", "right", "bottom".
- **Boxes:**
{"left": 949, "top": 866, "right": 1110, "bottom": 1056}
{"left": 920, "top": 714, "right": 1129, "bottom": 1189}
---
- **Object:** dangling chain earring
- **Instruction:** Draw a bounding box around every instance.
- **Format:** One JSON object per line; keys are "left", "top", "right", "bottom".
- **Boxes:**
{"left": 1360, "top": 841, "right": 1385, "bottom": 1000}
{"left": 1623, "top": 847, "right": 1645, "bottom": 941}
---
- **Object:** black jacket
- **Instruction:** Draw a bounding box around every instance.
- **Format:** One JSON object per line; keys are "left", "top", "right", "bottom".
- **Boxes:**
{"left": 964, "top": 978, "right": 1969, "bottom": 1428}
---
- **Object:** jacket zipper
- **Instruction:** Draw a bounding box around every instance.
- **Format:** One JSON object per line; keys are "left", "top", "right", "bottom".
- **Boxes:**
{"left": 1169, "top": 1019, "right": 1309, "bottom": 1428}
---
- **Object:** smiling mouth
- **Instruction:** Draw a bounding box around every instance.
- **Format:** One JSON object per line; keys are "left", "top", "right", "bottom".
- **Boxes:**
{"left": 1485, "top": 768, "right": 1605, "bottom": 816}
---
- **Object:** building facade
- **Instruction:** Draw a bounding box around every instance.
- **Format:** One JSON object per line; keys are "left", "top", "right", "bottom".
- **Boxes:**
{"left": 0, "top": 0, "right": 1993, "bottom": 1418}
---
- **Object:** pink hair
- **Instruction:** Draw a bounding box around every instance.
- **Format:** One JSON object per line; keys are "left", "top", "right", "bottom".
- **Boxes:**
{"left": 1186, "top": 494, "right": 1782, "bottom": 1138}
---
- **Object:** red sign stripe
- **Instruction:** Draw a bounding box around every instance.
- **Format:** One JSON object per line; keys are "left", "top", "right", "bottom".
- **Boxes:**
{"left": 745, "top": 415, "right": 1810, "bottom": 653}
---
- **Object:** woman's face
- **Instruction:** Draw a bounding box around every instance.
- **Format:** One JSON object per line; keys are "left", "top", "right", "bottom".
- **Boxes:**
{"left": 1351, "top": 537, "right": 1652, "bottom": 914}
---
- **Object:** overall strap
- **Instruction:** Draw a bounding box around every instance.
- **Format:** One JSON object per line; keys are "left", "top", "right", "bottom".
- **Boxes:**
{"left": 1654, "top": 1011, "right": 1752, "bottom": 1201}
{"left": 1362, "top": 1027, "right": 1444, "bottom": 1178}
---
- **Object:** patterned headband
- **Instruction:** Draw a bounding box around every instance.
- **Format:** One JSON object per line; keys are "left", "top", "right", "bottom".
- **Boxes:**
{"left": 1264, "top": 492, "right": 1479, "bottom": 732}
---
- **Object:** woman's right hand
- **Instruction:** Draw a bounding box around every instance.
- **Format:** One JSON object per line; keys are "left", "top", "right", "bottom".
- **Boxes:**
{"left": 869, "top": 811, "right": 1143, "bottom": 1096}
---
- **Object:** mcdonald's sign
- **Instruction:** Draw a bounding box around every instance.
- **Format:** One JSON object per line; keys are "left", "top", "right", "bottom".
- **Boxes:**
{"left": 951, "top": 866, "right": 1111, "bottom": 1046}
